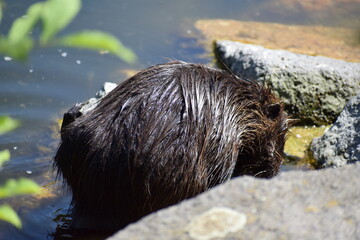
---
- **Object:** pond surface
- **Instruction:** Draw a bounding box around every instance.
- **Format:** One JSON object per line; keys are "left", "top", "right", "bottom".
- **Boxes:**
{"left": 0, "top": 0, "right": 358, "bottom": 239}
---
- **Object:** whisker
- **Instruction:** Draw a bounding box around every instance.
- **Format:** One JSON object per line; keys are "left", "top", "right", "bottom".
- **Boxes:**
{"left": 254, "top": 170, "right": 268, "bottom": 177}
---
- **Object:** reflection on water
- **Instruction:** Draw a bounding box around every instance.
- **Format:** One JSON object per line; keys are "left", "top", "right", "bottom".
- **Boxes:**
{"left": 0, "top": 0, "right": 359, "bottom": 239}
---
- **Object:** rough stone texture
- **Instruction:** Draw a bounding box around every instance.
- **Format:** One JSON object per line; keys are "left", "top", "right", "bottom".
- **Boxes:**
{"left": 77, "top": 82, "right": 118, "bottom": 114}
{"left": 215, "top": 40, "right": 360, "bottom": 125}
{"left": 108, "top": 163, "right": 360, "bottom": 240}
{"left": 311, "top": 94, "right": 360, "bottom": 168}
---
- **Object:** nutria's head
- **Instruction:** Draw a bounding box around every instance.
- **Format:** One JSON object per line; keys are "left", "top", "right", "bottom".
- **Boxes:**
{"left": 157, "top": 62, "right": 288, "bottom": 182}
{"left": 189, "top": 68, "right": 289, "bottom": 179}
{"left": 230, "top": 86, "right": 288, "bottom": 178}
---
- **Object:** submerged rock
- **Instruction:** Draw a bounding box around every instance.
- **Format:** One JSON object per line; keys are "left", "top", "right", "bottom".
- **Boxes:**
{"left": 283, "top": 125, "right": 329, "bottom": 170}
{"left": 215, "top": 40, "right": 360, "bottom": 125}
{"left": 108, "top": 163, "right": 360, "bottom": 240}
{"left": 195, "top": 19, "right": 360, "bottom": 62}
{"left": 311, "top": 94, "right": 360, "bottom": 168}
{"left": 242, "top": 0, "right": 360, "bottom": 28}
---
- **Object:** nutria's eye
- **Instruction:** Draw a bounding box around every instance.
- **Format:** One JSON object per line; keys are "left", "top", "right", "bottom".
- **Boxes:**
{"left": 267, "top": 103, "right": 281, "bottom": 119}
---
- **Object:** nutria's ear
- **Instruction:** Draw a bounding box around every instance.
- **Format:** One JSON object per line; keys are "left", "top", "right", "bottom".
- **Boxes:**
{"left": 267, "top": 103, "right": 281, "bottom": 119}
{"left": 62, "top": 105, "right": 83, "bottom": 127}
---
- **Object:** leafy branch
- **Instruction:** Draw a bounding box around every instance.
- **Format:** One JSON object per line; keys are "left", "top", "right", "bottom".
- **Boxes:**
{"left": 0, "top": 0, "right": 136, "bottom": 63}
{"left": 0, "top": 117, "right": 41, "bottom": 229}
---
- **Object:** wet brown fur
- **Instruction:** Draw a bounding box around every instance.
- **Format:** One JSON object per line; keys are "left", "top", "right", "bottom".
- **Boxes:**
{"left": 54, "top": 61, "right": 288, "bottom": 231}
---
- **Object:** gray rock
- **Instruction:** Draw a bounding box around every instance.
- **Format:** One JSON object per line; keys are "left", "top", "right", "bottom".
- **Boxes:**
{"left": 78, "top": 82, "right": 118, "bottom": 114}
{"left": 108, "top": 163, "right": 360, "bottom": 240}
{"left": 311, "top": 94, "right": 360, "bottom": 168}
{"left": 215, "top": 40, "right": 360, "bottom": 125}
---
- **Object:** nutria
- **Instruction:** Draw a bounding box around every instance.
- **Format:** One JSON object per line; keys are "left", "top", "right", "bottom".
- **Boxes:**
{"left": 54, "top": 61, "right": 288, "bottom": 231}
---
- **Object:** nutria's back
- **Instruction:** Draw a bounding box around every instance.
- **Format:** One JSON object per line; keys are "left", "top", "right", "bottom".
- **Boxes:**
{"left": 54, "top": 61, "right": 288, "bottom": 231}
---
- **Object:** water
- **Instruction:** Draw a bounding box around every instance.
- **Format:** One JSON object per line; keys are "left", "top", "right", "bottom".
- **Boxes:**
{"left": 0, "top": 0, "right": 359, "bottom": 239}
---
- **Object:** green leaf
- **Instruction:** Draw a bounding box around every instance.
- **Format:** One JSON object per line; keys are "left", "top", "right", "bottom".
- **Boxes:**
{"left": 8, "top": 2, "right": 43, "bottom": 44}
{"left": 0, "top": 2, "right": 41, "bottom": 60}
{"left": 0, "top": 116, "right": 20, "bottom": 135}
{"left": 57, "top": 31, "right": 137, "bottom": 63}
{"left": 0, "top": 204, "right": 22, "bottom": 228}
{"left": 0, "top": 149, "right": 10, "bottom": 167}
{"left": 40, "top": 0, "right": 81, "bottom": 45}
{"left": 0, "top": 178, "right": 41, "bottom": 198}
{"left": 0, "top": 36, "right": 34, "bottom": 61}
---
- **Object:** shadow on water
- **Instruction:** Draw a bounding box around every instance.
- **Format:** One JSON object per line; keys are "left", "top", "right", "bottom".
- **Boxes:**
{"left": 0, "top": 0, "right": 359, "bottom": 239}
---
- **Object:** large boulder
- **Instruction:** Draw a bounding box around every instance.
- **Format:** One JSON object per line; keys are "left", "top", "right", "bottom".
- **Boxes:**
{"left": 108, "top": 163, "right": 360, "bottom": 240}
{"left": 215, "top": 40, "right": 360, "bottom": 125}
{"left": 311, "top": 94, "right": 360, "bottom": 168}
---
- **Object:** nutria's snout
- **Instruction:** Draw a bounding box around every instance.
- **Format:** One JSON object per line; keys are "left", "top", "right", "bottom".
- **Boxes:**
{"left": 54, "top": 61, "right": 288, "bottom": 231}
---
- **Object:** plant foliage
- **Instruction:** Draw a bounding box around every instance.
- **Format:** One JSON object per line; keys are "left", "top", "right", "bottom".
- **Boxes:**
{"left": 0, "top": 116, "right": 41, "bottom": 228}
{"left": 0, "top": 0, "right": 136, "bottom": 63}
{"left": 0, "top": 205, "right": 22, "bottom": 229}
{"left": 0, "top": 116, "right": 20, "bottom": 135}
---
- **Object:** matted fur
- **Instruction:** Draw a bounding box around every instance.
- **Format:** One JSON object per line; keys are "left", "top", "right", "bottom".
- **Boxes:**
{"left": 54, "top": 61, "right": 288, "bottom": 231}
